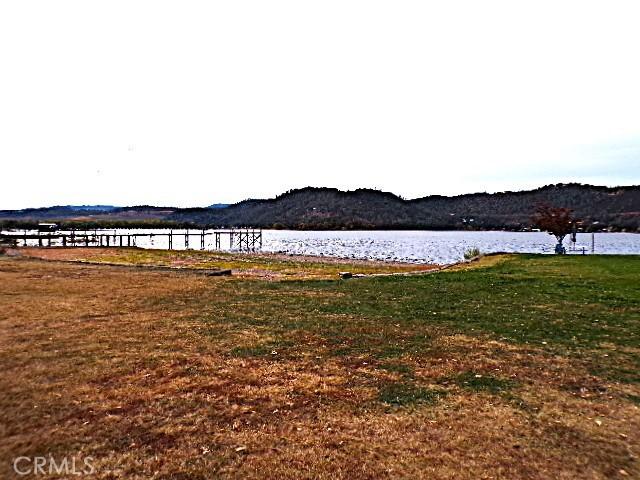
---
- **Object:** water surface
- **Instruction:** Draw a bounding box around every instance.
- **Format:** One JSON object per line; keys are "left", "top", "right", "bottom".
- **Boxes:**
{"left": 8, "top": 228, "right": 639, "bottom": 264}
{"left": 261, "top": 230, "right": 639, "bottom": 264}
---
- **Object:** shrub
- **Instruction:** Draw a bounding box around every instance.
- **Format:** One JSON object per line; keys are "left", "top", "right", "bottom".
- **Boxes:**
{"left": 463, "top": 247, "right": 481, "bottom": 260}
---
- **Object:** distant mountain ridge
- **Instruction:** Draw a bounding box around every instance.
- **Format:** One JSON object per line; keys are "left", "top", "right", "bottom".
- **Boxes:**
{"left": 1, "top": 183, "right": 639, "bottom": 231}
{"left": 68, "top": 205, "right": 117, "bottom": 212}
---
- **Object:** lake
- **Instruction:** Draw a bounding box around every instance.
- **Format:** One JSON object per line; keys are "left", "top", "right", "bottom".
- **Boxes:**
{"left": 9, "top": 229, "right": 640, "bottom": 265}
{"left": 260, "top": 230, "right": 640, "bottom": 264}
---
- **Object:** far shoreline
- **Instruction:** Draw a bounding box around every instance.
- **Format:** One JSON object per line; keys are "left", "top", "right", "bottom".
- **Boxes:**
{"left": 2, "top": 223, "right": 638, "bottom": 234}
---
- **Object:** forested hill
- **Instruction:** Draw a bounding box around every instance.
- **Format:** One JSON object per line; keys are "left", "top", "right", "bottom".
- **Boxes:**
{"left": 1, "top": 184, "right": 639, "bottom": 231}
{"left": 169, "top": 184, "right": 640, "bottom": 231}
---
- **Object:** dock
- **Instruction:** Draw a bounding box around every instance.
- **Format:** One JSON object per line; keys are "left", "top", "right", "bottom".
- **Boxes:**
{"left": 0, "top": 228, "right": 263, "bottom": 251}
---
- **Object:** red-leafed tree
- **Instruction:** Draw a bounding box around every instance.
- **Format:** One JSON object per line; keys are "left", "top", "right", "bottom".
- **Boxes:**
{"left": 532, "top": 203, "right": 575, "bottom": 253}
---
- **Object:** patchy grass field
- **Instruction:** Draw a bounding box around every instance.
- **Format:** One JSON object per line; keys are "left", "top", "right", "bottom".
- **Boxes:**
{"left": 13, "top": 247, "right": 437, "bottom": 279}
{"left": 0, "top": 251, "right": 638, "bottom": 479}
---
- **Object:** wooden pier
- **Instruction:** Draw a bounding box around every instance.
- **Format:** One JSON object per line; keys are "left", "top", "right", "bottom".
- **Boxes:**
{"left": 0, "top": 228, "right": 263, "bottom": 252}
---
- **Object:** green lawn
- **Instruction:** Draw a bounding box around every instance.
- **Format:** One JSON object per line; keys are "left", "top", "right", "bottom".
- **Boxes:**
{"left": 187, "top": 254, "right": 640, "bottom": 384}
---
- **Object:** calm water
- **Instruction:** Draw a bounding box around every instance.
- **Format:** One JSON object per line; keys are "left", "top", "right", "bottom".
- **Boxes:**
{"left": 9, "top": 229, "right": 640, "bottom": 264}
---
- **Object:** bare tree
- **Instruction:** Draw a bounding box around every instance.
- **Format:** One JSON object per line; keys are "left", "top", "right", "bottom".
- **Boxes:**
{"left": 532, "top": 203, "right": 575, "bottom": 254}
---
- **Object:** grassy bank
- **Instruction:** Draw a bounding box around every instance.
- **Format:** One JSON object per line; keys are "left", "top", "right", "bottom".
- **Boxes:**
{"left": 12, "top": 247, "right": 437, "bottom": 279}
{"left": 0, "top": 252, "right": 638, "bottom": 478}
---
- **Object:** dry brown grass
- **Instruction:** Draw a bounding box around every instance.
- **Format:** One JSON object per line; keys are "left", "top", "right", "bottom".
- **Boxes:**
{"left": 11, "top": 247, "right": 437, "bottom": 280}
{"left": 0, "top": 255, "right": 638, "bottom": 479}
{"left": 445, "top": 253, "right": 516, "bottom": 272}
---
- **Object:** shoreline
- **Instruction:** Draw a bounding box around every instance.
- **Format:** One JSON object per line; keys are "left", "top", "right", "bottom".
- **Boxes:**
{"left": 4, "top": 246, "right": 440, "bottom": 280}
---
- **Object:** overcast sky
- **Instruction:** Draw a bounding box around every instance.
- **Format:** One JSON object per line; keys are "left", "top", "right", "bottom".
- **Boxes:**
{"left": 1, "top": 1, "right": 639, "bottom": 209}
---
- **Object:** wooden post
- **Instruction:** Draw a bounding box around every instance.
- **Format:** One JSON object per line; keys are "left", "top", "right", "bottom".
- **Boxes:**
{"left": 169, "top": 230, "right": 173, "bottom": 250}
{"left": 201, "top": 229, "right": 205, "bottom": 250}
{"left": 185, "top": 229, "right": 189, "bottom": 250}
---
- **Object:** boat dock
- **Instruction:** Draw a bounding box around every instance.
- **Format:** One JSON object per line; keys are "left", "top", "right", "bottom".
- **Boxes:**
{"left": 0, "top": 228, "right": 263, "bottom": 251}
